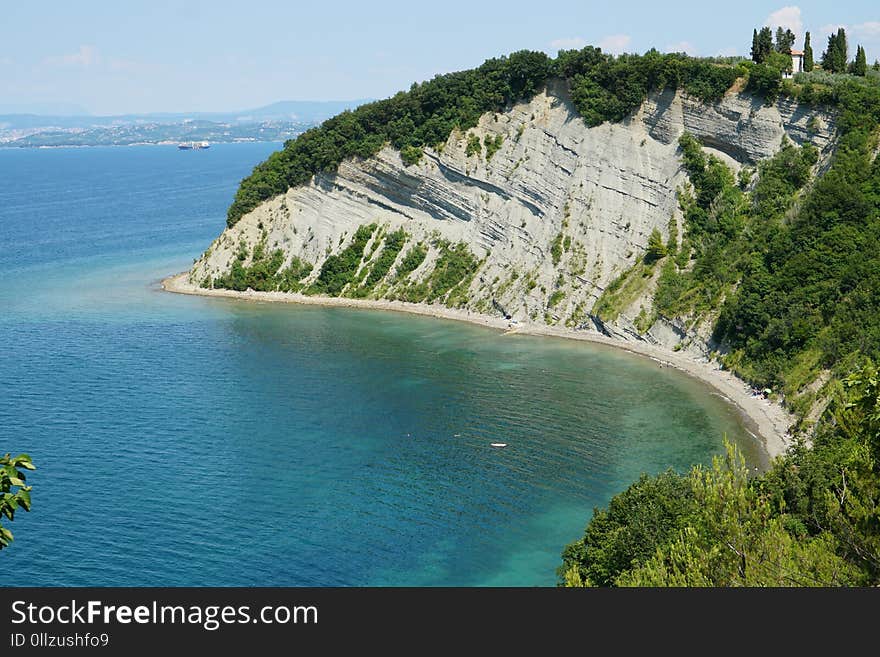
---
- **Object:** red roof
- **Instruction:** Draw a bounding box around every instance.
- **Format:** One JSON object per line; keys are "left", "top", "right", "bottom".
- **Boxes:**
{"left": 791, "top": 49, "right": 804, "bottom": 55}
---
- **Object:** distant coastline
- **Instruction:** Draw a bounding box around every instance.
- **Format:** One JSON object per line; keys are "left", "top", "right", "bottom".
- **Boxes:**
{"left": 0, "top": 139, "right": 284, "bottom": 150}
{"left": 0, "top": 138, "right": 287, "bottom": 150}
{"left": 162, "top": 271, "right": 794, "bottom": 462}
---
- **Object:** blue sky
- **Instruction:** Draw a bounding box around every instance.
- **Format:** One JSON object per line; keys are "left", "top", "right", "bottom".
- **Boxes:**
{"left": 1, "top": 1, "right": 877, "bottom": 115}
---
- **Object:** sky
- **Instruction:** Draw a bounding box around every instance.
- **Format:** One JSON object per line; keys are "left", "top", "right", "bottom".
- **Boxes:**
{"left": 1, "top": 1, "right": 877, "bottom": 115}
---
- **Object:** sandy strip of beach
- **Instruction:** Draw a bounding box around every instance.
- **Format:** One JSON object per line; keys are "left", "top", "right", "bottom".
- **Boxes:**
{"left": 162, "top": 272, "right": 794, "bottom": 460}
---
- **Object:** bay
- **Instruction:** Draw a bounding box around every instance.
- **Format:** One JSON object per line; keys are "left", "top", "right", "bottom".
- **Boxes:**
{"left": 0, "top": 144, "right": 760, "bottom": 585}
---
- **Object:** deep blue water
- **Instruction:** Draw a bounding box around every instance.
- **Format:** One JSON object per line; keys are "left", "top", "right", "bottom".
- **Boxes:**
{"left": 0, "top": 144, "right": 761, "bottom": 586}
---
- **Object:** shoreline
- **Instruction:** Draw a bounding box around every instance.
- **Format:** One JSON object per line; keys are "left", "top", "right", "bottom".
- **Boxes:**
{"left": 161, "top": 272, "right": 794, "bottom": 461}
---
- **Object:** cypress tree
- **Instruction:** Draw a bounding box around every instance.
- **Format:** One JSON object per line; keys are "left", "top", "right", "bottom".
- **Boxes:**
{"left": 775, "top": 27, "right": 786, "bottom": 52}
{"left": 834, "top": 27, "right": 848, "bottom": 73}
{"left": 775, "top": 28, "right": 795, "bottom": 54}
{"left": 852, "top": 45, "right": 867, "bottom": 76}
{"left": 803, "top": 32, "right": 814, "bottom": 72}
{"left": 755, "top": 27, "right": 773, "bottom": 63}
{"left": 751, "top": 29, "right": 760, "bottom": 63}
{"left": 822, "top": 28, "right": 848, "bottom": 73}
{"left": 822, "top": 32, "right": 835, "bottom": 70}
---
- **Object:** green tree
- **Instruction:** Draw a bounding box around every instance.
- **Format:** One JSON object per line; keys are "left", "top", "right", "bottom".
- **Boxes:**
{"left": 775, "top": 27, "right": 795, "bottom": 54}
{"left": 873, "top": 59, "right": 880, "bottom": 71}
{"left": 822, "top": 28, "right": 848, "bottom": 73}
{"left": 803, "top": 31, "right": 814, "bottom": 72}
{"left": 851, "top": 45, "right": 867, "bottom": 76}
{"left": 746, "top": 51, "right": 790, "bottom": 103}
{"left": 400, "top": 145, "right": 423, "bottom": 166}
{"left": 751, "top": 29, "right": 760, "bottom": 63}
{"left": 559, "top": 470, "right": 695, "bottom": 586}
{"left": 0, "top": 453, "right": 35, "bottom": 551}
{"left": 465, "top": 133, "right": 482, "bottom": 158}
{"left": 666, "top": 216, "right": 678, "bottom": 254}
{"left": 752, "top": 27, "right": 774, "bottom": 63}
{"left": 645, "top": 228, "right": 667, "bottom": 263}
{"left": 617, "top": 442, "right": 861, "bottom": 586}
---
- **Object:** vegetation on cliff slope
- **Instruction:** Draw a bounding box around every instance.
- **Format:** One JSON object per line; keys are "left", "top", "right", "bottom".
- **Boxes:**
{"left": 561, "top": 361, "right": 880, "bottom": 586}
{"left": 563, "top": 37, "right": 880, "bottom": 587}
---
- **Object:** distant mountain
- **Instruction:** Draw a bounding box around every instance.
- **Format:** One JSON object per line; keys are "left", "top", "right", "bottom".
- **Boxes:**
{"left": 0, "top": 102, "right": 91, "bottom": 116}
{"left": 0, "top": 98, "right": 373, "bottom": 148}
{"left": 0, "top": 99, "right": 371, "bottom": 132}
{"left": 231, "top": 100, "right": 373, "bottom": 122}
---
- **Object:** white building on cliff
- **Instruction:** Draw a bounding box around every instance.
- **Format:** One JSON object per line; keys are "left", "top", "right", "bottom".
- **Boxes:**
{"left": 784, "top": 49, "right": 805, "bottom": 78}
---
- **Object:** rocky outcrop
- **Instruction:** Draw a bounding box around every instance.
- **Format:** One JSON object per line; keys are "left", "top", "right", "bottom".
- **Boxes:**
{"left": 190, "top": 80, "right": 835, "bottom": 350}
{"left": 643, "top": 89, "right": 834, "bottom": 163}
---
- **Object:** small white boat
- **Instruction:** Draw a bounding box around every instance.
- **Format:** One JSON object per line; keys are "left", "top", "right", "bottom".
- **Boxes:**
{"left": 490, "top": 442, "right": 508, "bottom": 448}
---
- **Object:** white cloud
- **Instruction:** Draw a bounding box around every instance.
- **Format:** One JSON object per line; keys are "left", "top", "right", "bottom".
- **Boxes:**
{"left": 597, "top": 34, "right": 631, "bottom": 55}
{"left": 818, "top": 23, "right": 845, "bottom": 38}
{"left": 666, "top": 41, "right": 698, "bottom": 55}
{"left": 765, "top": 6, "right": 803, "bottom": 38}
{"left": 851, "top": 21, "right": 880, "bottom": 39}
{"left": 44, "top": 45, "right": 100, "bottom": 68}
{"left": 716, "top": 46, "right": 740, "bottom": 57}
{"left": 550, "top": 37, "right": 587, "bottom": 51}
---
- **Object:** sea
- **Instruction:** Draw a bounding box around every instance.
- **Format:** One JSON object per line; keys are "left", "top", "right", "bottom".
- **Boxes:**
{"left": 0, "top": 143, "right": 762, "bottom": 586}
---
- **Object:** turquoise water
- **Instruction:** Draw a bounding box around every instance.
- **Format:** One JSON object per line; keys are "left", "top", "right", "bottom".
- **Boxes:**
{"left": 0, "top": 144, "right": 761, "bottom": 586}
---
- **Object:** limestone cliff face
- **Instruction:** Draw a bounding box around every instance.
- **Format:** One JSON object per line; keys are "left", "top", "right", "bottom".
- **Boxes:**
{"left": 190, "top": 81, "right": 835, "bottom": 353}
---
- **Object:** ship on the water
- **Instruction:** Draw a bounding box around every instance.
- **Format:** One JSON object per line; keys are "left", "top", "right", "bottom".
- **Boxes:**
{"left": 178, "top": 141, "right": 211, "bottom": 150}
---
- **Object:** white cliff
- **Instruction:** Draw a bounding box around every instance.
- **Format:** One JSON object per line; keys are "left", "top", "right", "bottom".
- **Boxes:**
{"left": 189, "top": 80, "right": 835, "bottom": 352}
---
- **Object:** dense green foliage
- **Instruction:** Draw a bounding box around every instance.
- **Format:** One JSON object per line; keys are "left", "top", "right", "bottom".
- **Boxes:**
{"left": 647, "top": 69, "right": 880, "bottom": 409}
{"left": 744, "top": 50, "right": 794, "bottom": 103}
{"left": 393, "top": 241, "right": 479, "bottom": 306}
{"left": 308, "top": 224, "right": 377, "bottom": 296}
{"left": 359, "top": 228, "right": 408, "bottom": 293}
{"left": 652, "top": 131, "right": 749, "bottom": 318}
{"left": 1, "top": 453, "right": 35, "bottom": 551}
{"left": 566, "top": 62, "right": 880, "bottom": 587}
{"left": 564, "top": 48, "right": 741, "bottom": 127}
{"left": 775, "top": 27, "right": 796, "bottom": 54}
{"left": 822, "top": 28, "right": 849, "bottom": 74}
{"left": 210, "top": 241, "right": 285, "bottom": 292}
{"left": 226, "top": 48, "right": 741, "bottom": 226}
{"left": 206, "top": 239, "right": 313, "bottom": 293}
{"left": 713, "top": 81, "right": 880, "bottom": 393}
{"left": 400, "top": 145, "right": 423, "bottom": 166}
{"left": 751, "top": 27, "right": 774, "bottom": 64}
{"left": 394, "top": 243, "right": 428, "bottom": 281}
{"left": 561, "top": 361, "right": 880, "bottom": 586}
{"left": 276, "top": 257, "right": 314, "bottom": 292}
{"left": 852, "top": 45, "right": 868, "bottom": 77}
{"left": 644, "top": 227, "right": 667, "bottom": 263}
{"left": 559, "top": 471, "right": 694, "bottom": 585}
{"left": 465, "top": 133, "right": 482, "bottom": 157}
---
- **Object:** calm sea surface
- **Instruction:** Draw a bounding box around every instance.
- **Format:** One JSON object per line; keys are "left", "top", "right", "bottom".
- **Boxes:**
{"left": 0, "top": 143, "right": 761, "bottom": 585}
